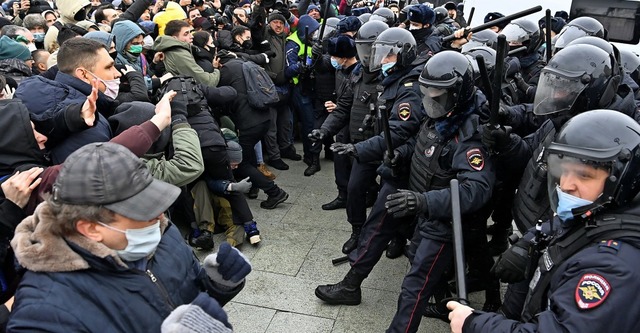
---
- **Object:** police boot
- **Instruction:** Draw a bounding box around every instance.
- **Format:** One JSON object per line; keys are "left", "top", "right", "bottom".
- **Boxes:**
{"left": 423, "top": 285, "right": 452, "bottom": 322}
{"left": 482, "top": 279, "right": 502, "bottom": 312}
{"left": 321, "top": 194, "right": 347, "bottom": 210}
{"left": 342, "top": 226, "right": 361, "bottom": 254}
{"left": 304, "top": 154, "right": 321, "bottom": 176}
{"left": 315, "top": 268, "right": 365, "bottom": 305}
{"left": 386, "top": 236, "right": 406, "bottom": 259}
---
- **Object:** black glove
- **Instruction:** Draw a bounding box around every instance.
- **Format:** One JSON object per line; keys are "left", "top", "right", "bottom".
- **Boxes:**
{"left": 504, "top": 57, "right": 521, "bottom": 79}
{"left": 330, "top": 142, "right": 358, "bottom": 158}
{"left": 308, "top": 128, "right": 328, "bottom": 142}
{"left": 490, "top": 237, "right": 531, "bottom": 283}
{"left": 514, "top": 72, "right": 531, "bottom": 92}
{"left": 383, "top": 149, "right": 401, "bottom": 169}
{"left": 481, "top": 124, "right": 512, "bottom": 153}
{"left": 311, "top": 43, "right": 323, "bottom": 59}
{"left": 385, "top": 189, "right": 427, "bottom": 218}
{"left": 170, "top": 99, "right": 188, "bottom": 125}
{"left": 264, "top": 50, "right": 276, "bottom": 58}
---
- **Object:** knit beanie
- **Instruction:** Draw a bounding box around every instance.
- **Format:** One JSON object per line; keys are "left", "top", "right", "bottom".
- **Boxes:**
{"left": 0, "top": 36, "right": 32, "bottom": 61}
{"left": 307, "top": 4, "right": 320, "bottom": 15}
{"left": 268, "top": 11, "right": 286, "bottom": 24}
{"left": 226, "top": 141, "right": 243, "bottom": 164}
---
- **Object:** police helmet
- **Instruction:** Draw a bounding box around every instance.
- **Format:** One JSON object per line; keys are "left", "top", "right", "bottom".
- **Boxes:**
{"left": 370, "top": 7, "right": 397, "bottom": 26}
{"left": 565, "top": 36, "right": 624, "bottom": 80}
{"left": 547, "top": 110, "right": 640, "bottom": 222}
{"left": 553, "top": 16, "right": 605, "bottom": 52}
{"left": 418, "top": 51, "right": 475, "bottom": 119}
{"left": 358, "top": 13, "right": 372, "bottom": 24}
{"left": 460, "top": 29, "right": 498, "bottom": 53}
{"left": 434, "top": 7, "right": 448, "bottom": 24}
{"left": 355, "top": 20, "right": 389, "bottom": 69}
{"left": 619, "top": 49, "right": 640, "bottom": 86}
{"left": 501, "top": 19, "right": 541, "bottom": 54}
{"left": 462, "top": 46, "right": 496, "bottom": 85}
{"left": 398, "top": 4, "right": 413, "bottom": 23}
{"left": 369, "top": 27, "right": 416, "bottom": 73}
{"left": 320, "top": 17, "right": 341, "bottom": 39}
{"left": 533, "top": 44, "right": 621, "bottom": 117}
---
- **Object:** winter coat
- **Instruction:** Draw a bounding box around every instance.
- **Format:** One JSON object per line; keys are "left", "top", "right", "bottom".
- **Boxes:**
{"left": 0, "top": 59, "right": 31, "bottom": 85}
{"left": 7, "top": 205, "right": 242, "bottom": 333}
{"left": 154, "top": 36, "right": 220, "bottom": 87}
{"left": 112, "top": 20, "right": 155, "bottom": 90}
{"left": 43, "top": 0, "right": 90, "bottom": 52}
{"left": 264, "top": 26, "right": 288, "bottom": 86}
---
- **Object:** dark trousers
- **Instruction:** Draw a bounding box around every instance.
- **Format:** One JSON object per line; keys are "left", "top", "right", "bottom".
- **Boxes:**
{"left": 235, "top": 121, "right": 280, "bottom": 197}
{"left": 201, "top": 148, "right": 254, "bottom": 225}
{"left": 291, "top": 85, "right": 315, "bottom": 158}
{"left": 263, "top": 104, "right": 294, "bottom": 161}
{"left": 348, "top": 180, "right": 409, "bottom": 276}
{"left": 333, "top": 127, "right": 351, "bottom": 196}
{"left": 346, "top": 159, "right": 379, "bottom": 227}
{"left": 387, "top": 234, "right": 453, "bottom": 333}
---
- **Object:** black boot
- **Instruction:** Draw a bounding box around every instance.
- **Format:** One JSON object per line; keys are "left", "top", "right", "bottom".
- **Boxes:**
{"left": 280, "top": 146, "right": 302, "bottom": 161}
{"left": 315, "top": 268, "right": 365, "bottom": 305}
{"left": 304, "top": 154, "right": 321, "bottom": 176}
{"left": 321, "top": 195, "right": 347, "bottom": 210}
{"left": 423, "top": 285, "right": 452, "bottom": 322}
{"left": 386, "top": 236, "right": 405, "bottom": 259}
{"left": 342, "top": 226, "right": 361, "bottom": 254}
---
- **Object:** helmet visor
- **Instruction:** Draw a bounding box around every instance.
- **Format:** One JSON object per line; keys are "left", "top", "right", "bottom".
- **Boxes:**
{"left": 501, "top": 23, "right": 530, "bottom": 45}
{"left": 356, "top": 42, "right": 373, "bottom": 69}
{"left": 533, "top": 69, "right": 588, "bottom": 115}
{"left": 420, "top": 85, "right": 452, "bottom": 119}
{"left": 554, "top": 25, "right": 588, "bottom": 50}
{"left": 370, "top": 43, "right": 401, "bottom": 72}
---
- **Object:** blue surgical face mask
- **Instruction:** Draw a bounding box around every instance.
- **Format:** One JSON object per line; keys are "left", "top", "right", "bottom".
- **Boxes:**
{"left": 555, "top": 186, "right": 594, "bottom": 223}
{"left": 330, "top": 57, "right": 342, "bottom": 70}
{"left": 33, "top": 32, "right": 45, "bottom": 43}
{"left": 381, "top": 61, "right": 396, "bottom": 77}
{"left": 98, "top": 221, "right": 162, "bottom": 261}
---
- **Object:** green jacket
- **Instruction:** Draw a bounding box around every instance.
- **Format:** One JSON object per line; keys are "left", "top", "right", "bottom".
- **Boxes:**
{"left": 143, "top": 123, "right": 204, "bottom": 187}
{"left": 153, "top": 36, "right": 220, "bottom": 87}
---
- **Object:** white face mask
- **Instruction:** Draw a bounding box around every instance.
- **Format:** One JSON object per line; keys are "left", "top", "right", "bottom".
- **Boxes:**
{"left": 27, "top": 43, "right": 37, "bottom": 52}
{"left": 88, "top": 70, "right": 120, "bottom": 99}
{"left": 98, "top": 221, "right": 162, "bottom": 262}
{"left": 409, "top": 24, "right": 422, "bottom": 31}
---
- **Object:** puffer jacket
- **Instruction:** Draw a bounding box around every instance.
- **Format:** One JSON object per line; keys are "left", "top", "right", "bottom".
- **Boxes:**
{"left": 7, "top": 204, "right": 242, "bottom": 333}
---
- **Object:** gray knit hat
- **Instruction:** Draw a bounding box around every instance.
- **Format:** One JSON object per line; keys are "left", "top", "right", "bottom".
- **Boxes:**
{"left": 226, "top": 141, "right": 243, "bottom": 164}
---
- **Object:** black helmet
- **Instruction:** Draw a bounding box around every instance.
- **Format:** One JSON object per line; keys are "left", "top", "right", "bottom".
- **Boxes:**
{"left": 554, "top": 16, "right": 605, "bottom": 52}
{"left": 319, "top": 17, "right": 341, "bottom": 39}
{"left": 533, "top": 44, "right": 621, "bottom": 117}
{"left": 355, "top": 20, "right": 389, "bottom": 69}
{"left": 369, "top": 27, "right": 416, "bottom": 73}
{"left": 462, "top": 46, "right": 496, "bottom": 84}
{"left": 460, "top": 29, "right": 498, "bottom": 53}
{"left": 418, "top": 51, "right": 475, "bottom": 119}
{"left": 619, "top": 49, "right": 640, "bottom": 86}
{"left": 370, "top": 7, "right": 397, "bottom": 26}
{"left": 501, "top": 19, "right": 541, "bottom": 54}
{"left": 398, "top": 4, "right": 413, "bottom": 23}
{"left": 565, "top": 36, "right": 624, "bottom": 80}
{"left": 434, "top": 7, "right": 448, "bottom": 24}
{"left": 358, "top": 13, "right": 372, "bottom": 24}
{"left": 546, "top": 110, "right": 640, "bottom": 222}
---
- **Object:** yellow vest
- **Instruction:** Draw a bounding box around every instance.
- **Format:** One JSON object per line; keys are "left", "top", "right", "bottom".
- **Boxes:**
{"left": 286, "top": 32, "right": 312, "bottom": 85}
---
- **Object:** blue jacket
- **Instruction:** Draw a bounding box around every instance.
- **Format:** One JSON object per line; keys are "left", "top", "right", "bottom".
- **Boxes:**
{"left": 15, "top": 72, "right": 116, "bottom": 164}
{"left": 7, "top": 205, "right": 242, "bottom": 333}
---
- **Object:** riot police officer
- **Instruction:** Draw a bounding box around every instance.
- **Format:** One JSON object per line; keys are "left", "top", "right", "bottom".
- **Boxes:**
{"left": 406, "top": 4, "right": 442, "bottom": 56}
{"left": 314, "top": 27, "right": 426, "bottom": 306}
{"left": 384, "top": 50, "right": 496, "bottom": 333}
{"left": 553, "top": 16, "right": 605, "bottom": 53}
{"left": 501, "top": 19, "right": 545, "bottom": 103}
{"left": 450, "top": 110, "right": 640, "bottom": 333}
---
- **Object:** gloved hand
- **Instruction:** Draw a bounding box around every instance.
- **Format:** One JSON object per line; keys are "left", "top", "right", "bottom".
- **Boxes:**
{"left": 383, "top": 149, "right": 401, "bottom": 169}
{"left": 204, "top": 242, "right": 252, "bottom": 289}
{"left": 490, "top": 237, "right": 531, "bottom": 283}
{"left": 504, "top": 57, "right": 521, "bottom": 79}
{"left": 385, "top": 189, "right": 427, "bottom": 218}
{"left": 227, "top": 177, "right": 252, "bottom": 193}
{"left": 169, "top": 93, "right": 189, "bottom": 125}
{"left": 330, "top": 143, "right": 358, "bottom": 158}
{"left": 308, "top": 128, "right": 328, "bottom": 142}
{"left": 311, "top": 43, "right": 323, "bottom": 58}
{"left": 161, "top": 292, "right": 232, "bottom": 333}
{"left": 514, "top": 72, "right": 531, "bottom": 92}
{"left": 264, "top": 50, "right": 276, "bottom": 58}
{"left": 481, "top": 124, "right": 512, "bottom": 153}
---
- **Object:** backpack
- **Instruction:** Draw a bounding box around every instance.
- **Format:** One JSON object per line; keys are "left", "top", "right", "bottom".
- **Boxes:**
{"left": 155, "top": 75, "right": 208, "bottom": 116}
{"left": 241, "top": 61, "right": 279, "bottom": 109}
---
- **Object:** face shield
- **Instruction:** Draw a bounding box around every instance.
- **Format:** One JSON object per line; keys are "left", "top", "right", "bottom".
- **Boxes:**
{"left": 533, "top": 68, "right": 588, "bottom": 115}
{"left": 356, "top": 41, "right": 373, "bottom": 69}
{"left": 554, "top": 25, "right": 589, "bottom": 50}
{"left": 369, "top": 42, "right": 400, "bottom": 72}
{"left": 461, "top": 40, "right": 487, "bottom": 53}
{"left": 501, "top": 23, "right": 530, "bottom": 45}
{"left": 320, "top": 26, "right": 336, "bottom": 40}
{"left": 420, "top": 85, "right": 454, "bottom": 119}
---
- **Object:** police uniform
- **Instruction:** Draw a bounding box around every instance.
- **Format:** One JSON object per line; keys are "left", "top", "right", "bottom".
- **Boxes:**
{"left": 386, "top": 111, "right": 495, "bottom": 333}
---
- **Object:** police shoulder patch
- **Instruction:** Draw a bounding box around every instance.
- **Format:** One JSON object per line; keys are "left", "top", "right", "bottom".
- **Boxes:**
{"left": 575, "top": 273, "right": 611, "bottom": 310}
{"left": 466, "top": 148, "right": 484, "bottom": 171}
{"left": 398, "top": 102, "right": 411, "bottom": 121}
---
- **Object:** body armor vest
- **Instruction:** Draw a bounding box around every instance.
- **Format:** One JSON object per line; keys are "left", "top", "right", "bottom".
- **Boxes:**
{"left": 350, "top": 71, "right": 379, "bottom": 143}
{"left": 408, "top": 122, "right": 456, "bottom": 193}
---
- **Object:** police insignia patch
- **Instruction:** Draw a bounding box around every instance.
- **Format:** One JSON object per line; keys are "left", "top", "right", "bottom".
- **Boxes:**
{"left": 466, "top": 148, "right": 484, "bottom": 171}
{"left": 398, "top": 103, "right": 411, "bottom": 121}
{"left": 575, "top": 273, "right": 611, "bottom": 310}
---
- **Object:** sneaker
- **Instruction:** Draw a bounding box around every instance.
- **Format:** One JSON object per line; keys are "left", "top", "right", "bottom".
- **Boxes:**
{"left": 243, "top": 221, "right": 261, "bottom": 245}
{"left": 258, "top": 163, "right": 276, "bottom": 180}
{"left": 260, "top": 189, "right": 289, "bottom": 209}
{"left": 268, "top": 158, "right": 289, "bottom": 170}
{"left": 280, "top": 146, "right": 302, "bottom": 161}
{"left": 187, "top": 230, "right": 215, "bottom": 250}
{"left": 247, "top": 186, "right": 259, "bottom": 199}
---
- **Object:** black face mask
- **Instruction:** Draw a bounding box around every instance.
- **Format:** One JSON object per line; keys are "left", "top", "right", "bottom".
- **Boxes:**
{"left": 410, "top": 28, "right": 430, "bottom": 42}
{"left": 242, "top": 40, "right": 253, "bottom": 49}
{"left": 110, "top": 51, "right": 118, "bottom": 60}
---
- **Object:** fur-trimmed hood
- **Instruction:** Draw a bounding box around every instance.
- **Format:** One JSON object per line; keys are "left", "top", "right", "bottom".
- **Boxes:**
{"left": 11, "top": 201, "right": 169, "bottom": 273}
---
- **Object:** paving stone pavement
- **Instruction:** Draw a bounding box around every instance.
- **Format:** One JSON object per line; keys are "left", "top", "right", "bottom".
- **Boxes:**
{"left": 193, "top": 147, "right": 494, "bottom": 333}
